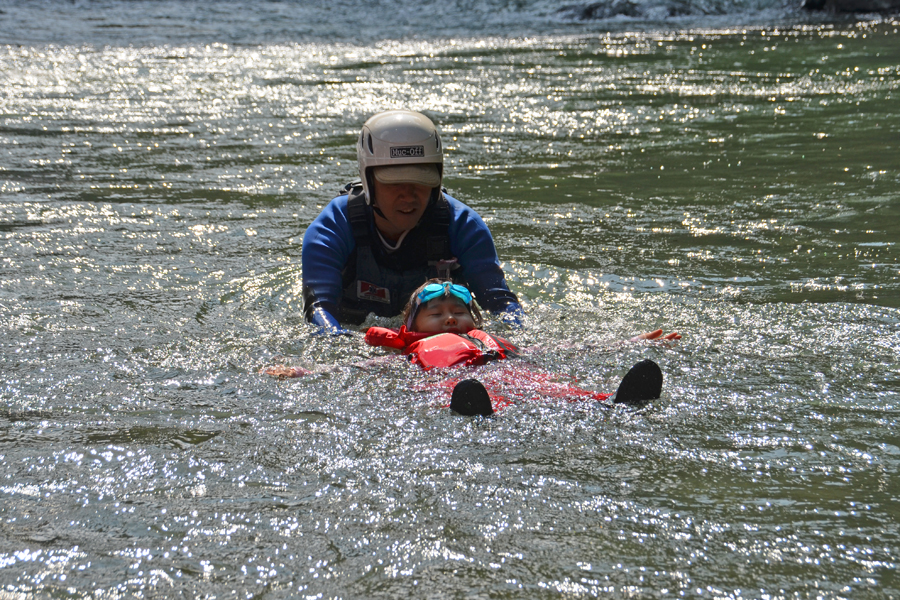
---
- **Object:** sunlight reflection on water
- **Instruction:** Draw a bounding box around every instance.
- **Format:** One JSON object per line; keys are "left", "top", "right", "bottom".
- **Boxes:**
{"left": 1, "top": 15, "right": 899, "bottom": 598}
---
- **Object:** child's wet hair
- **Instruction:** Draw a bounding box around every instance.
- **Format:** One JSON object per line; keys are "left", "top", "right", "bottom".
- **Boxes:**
{"left": 402, "top": 278, "right": 483, "bottom": 331}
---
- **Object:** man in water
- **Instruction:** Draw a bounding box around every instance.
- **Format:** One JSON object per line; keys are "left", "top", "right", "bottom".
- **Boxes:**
{"left": 301, "top": 110, "right": 523, "bottom": 333}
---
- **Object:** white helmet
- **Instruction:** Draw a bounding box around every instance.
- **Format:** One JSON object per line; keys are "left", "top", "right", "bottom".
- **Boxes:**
{"left": 357, "top": 110, "right": 443, "bottom": 205}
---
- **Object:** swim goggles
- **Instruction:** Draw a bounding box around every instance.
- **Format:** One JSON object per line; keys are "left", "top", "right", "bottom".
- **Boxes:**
{"left": 415, "top": 282, "right": 472, "bottom": 307}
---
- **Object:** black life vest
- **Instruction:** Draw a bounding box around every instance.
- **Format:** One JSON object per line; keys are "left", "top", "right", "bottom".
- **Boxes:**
{"left": 338, "top": 182, "right": 462, "bottom": 324}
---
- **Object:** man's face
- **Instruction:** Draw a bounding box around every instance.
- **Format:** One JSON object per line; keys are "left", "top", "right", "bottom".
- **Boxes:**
{"left": 371, "top": 179, "right": 432, "bottom": 241}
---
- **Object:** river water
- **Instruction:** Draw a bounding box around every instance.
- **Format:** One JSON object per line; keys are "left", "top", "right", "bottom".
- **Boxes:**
{"left": 1, "top": 1, "right": 899, "bottom": 597}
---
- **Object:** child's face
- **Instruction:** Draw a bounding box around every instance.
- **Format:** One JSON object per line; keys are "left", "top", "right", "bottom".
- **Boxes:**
{"left": 412, "top": 297, "right": 476, "bottom": 334}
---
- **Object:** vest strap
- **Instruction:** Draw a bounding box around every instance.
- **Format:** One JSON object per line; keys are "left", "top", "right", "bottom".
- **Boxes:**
{"left": 346, "top": 185, "right": 371, "bottom": 248}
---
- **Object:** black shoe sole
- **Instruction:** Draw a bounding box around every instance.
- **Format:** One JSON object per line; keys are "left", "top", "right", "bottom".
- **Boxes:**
{"left": 614, "top": 359, "right": 663, "bottom": 407}
{"left": 450, "top": 378, "right": 494, "bottom": 416}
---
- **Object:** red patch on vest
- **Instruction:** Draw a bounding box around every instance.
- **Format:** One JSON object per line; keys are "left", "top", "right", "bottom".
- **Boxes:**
{"left": 357, "top": 281, "right": 391, "bottom": 304}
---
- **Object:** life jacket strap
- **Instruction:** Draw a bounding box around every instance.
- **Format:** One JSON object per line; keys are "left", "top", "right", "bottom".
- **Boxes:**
{"left": 346, "top": 184, "right": 371, "bottom": 248}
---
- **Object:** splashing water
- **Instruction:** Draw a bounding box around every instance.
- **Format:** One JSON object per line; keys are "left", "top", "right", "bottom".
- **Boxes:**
{"left": 1, "top": 3, "right": 899, "bottom": 597}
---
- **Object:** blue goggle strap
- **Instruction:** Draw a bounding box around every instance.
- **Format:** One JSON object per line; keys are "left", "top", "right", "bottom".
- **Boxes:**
{"left": 416, "top": 282, "right": 472, "bottom": 307}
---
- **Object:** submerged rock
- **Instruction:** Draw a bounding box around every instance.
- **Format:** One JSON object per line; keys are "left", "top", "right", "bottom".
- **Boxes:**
{"left": 556, "top": 0, "right": 644, "bottom": 19}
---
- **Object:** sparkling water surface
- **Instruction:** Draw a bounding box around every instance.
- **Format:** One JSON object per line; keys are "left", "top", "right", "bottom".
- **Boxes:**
{"left": 1, "top": 1, "right": 899, "bottom": 597}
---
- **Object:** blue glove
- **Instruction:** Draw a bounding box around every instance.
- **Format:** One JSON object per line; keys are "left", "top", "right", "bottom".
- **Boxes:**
{"left": 496, "top": 302, "right": 526, "bottom": 328}
{"left": 309, "top": 306, "right": 355, "bottom": 336}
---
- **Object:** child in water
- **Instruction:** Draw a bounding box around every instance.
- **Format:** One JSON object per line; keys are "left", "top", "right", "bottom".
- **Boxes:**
{"left": 363, "top": 279, "right": 677, "bottom": 415}
{"left": 266, "top": 279, "right": 680, "bottom": 416}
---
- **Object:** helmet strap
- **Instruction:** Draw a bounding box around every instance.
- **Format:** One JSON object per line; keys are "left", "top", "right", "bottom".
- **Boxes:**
{"left": 367, "top": 171, "right": 386, "bottom": 219}
{"left": 371, "top": 204, "right": 387, "bottom": 220}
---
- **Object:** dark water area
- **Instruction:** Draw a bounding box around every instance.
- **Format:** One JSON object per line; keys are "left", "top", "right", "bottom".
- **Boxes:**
{"left": 0, "top": 0, "right": 826, "bottom": 46}
{"left": 1, "top": 1, "right": 899, "bottom": 598}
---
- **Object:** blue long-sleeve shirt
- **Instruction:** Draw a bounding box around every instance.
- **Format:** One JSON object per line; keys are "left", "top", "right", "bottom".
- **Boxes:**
{"left": 302, "top": 191, "right": 523, "bottom": 332}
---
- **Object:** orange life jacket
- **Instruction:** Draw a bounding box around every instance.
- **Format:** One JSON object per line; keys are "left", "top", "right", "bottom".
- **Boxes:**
{"left": 364, "top": 326, "right": 519, "bottom": 370}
